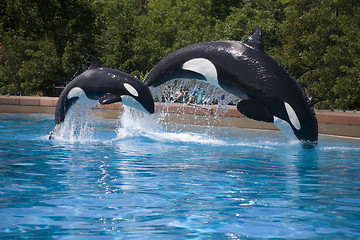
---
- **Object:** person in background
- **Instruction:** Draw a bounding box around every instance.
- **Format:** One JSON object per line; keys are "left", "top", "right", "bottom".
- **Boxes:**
{"left": 187, "top": 87, "right": 205, "bottom": 105}
{"left": 171, "top": 89, "right": 184, "bottom": 103}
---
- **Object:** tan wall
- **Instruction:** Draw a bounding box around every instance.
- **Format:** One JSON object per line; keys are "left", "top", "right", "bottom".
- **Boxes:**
{"left": 1, "top": 96, "right": 359, "bottom": 138}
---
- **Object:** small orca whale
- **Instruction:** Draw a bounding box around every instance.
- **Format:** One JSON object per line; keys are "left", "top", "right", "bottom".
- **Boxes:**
{"left": 50, "top": 55, "right": 154, "bottom": 139}
{"left": 144, "top": 27, "right": 318, "bottom": 148}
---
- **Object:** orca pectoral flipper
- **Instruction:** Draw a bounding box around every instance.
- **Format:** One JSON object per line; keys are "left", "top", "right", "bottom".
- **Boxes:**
{"left": 99, "top": 93, "right": 122, "bottom": 105}
{"left": 236, "top": 99, "right": 273, "bottom": 123}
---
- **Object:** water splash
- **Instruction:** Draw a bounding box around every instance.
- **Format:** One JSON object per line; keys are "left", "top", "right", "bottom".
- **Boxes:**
{"left": 151, "top": 79, "right": 241, "bottom": 106}
{"left": 115, "top": 106, "right": 226, "bottom": 145}
{"left": 52, "top": 100, "right": 97, "bottom": 143}
{"left": 47, "top": 78, "right": 320, "bottom": 150}
{"left": 112, "top": 106, "right": 294, "bottom": 151}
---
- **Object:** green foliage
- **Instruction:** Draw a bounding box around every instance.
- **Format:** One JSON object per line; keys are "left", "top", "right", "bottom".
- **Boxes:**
{"left": 218, "top": 2, "right": 281, "bottom": 52}
{"left": 209, "top": 0, "right": 240, "bottom": 21}
{"left": 131, "top": 0, "right": 217, "bottom": 72}
{"left": 277, "top": 0, "right": 360, "bottom": 109}
{"left": 93, "top": 0, "right": 142, "bottom": 72}
{"left": 0, "top": 34, "right": 28, "bottom": 94}
{"left": 0, "top": 0, "right": 97, "bottom": 95}
{"left": 18, "top": 40, "right": 60, "bottom": 95}
{"left": 0, "top": 0, "right": 359, "bottom": 109}
{"left": 0, "top": 36, "right": 61, "bottom": 95}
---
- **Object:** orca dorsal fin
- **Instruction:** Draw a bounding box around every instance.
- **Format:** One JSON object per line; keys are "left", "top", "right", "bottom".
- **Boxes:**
{"left": 88, "top": 55, "right": 102, "bottom": 69}
{"left": 244, "top": 26, "right": 263, "bottom": 50}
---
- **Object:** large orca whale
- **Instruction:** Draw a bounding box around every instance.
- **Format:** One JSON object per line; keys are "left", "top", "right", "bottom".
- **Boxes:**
{"left": 144, "top": 27, "right": 318, "bottom": 148}
{"left": 50, "top": 55, "right": 154, "bottom": 139}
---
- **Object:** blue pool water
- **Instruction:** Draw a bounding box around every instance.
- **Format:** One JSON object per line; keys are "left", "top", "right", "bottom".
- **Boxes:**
{"left": 1, "top": 111, "right": 360, "bottom": 239}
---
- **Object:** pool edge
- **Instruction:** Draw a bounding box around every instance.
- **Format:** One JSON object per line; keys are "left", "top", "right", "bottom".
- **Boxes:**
{"left": 1, "top": 95, "right": 359, "bottom": 139}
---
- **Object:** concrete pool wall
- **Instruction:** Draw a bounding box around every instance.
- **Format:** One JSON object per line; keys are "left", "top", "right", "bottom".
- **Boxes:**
{"left": 1, "top": 95, "right": 360, "bottom": 138}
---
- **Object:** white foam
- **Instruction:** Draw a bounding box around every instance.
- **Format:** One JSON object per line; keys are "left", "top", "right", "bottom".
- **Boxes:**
{"left": 49, "top": 98, "right": 298, "bottom": 150}
{"left": 114, "top": 107, "right": 289, "bottom": 150}
{"left": 320, "top": 146, "right": 360, "bottom": 152}
{"left": 52, "top": 100, "right": 97, "bottom": 143}
{"left": 115, "top": 107, "right": 226, "bottom": 145}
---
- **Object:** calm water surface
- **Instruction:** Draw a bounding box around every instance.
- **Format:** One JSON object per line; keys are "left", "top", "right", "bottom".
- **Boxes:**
{"left": 0, "top": 112, "right": 360, "bottom": 239}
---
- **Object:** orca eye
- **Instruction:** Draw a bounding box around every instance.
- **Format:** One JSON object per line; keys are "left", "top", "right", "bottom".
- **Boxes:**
{"left": 123, "top": 83, "right": 139, "bottom": 97}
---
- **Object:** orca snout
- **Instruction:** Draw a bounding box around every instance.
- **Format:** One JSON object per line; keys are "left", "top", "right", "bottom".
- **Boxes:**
{"left": 273, "top": 101, "right": 318, "bottom": 148}
{"left": 120, "top": 94, "right": 154, "bottom": 114}
{"left": 295, "top": 124, "right": 318, "bottom": 148}
{"left": 119, "top": 80, "right": 155, "bottom": 114}
{"left": 300, "top": 139, "right": 317, "bottom": 149}
{"left": 288, "top": 105, "right": 318, "bottom": 148}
